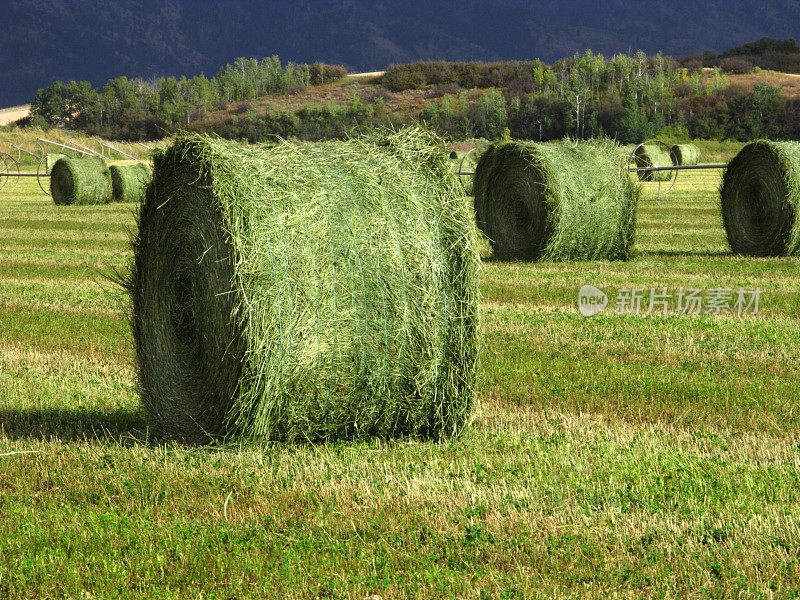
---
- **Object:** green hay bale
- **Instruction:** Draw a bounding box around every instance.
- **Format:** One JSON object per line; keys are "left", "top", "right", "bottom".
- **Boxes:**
{"left": 670, "top": 143, "right": 701, "bottom": 166}
{"left": 45, "top": 153, "right": 67, "bottom": 173}
{"left": 110, "top": 162, "right": 152, "bottom": 203}
{"left": 720, "top": 140, "right": 800, "bottom": 256}
{"left": 49, "top": 156, "right": 112, "bottom": 206}
{"left": 127, "top": 129, "right": 480, "bottom": 444}
{"left": 472, "top": 139, "right": 639, "bottom": 261}
{"left": 634, "top": 144, "right": 673, "bottom": 181}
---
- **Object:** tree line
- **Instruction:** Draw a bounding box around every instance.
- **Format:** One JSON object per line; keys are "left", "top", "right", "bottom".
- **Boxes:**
{"left": 190, "top": 52, "right": 800, "bottom": 144}
{"left": 28, "top": 57, "right": 346, "bottom": 139}
{"left": 23, "top": 50, "right": 800, "bottom": 144}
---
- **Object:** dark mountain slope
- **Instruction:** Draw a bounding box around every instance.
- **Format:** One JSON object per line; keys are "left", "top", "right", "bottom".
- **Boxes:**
{"left": 2, "top": 0, "right": 800, "bottom": 106}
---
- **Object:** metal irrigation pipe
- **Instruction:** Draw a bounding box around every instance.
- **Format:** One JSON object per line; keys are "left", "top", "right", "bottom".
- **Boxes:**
{"left": 456, "top": 147, "right": 478, "bottom": 194}
{"left": 0, "top": 150, "right": 20, "bottom": 192}
{"left": 99, "top": 141, "right": 136, "bottom": 160}
{"left": 628, "top": 163, "right": 727, "bottom": 172}
{"left": 71, "top": 141, "right": 103, "bottom": 157}
{"left": 38, "top": 137, "right": 93, "bottom": 156}
{"left": 10, "top": 144, "right": 42, "bottom": 160}
{"left": 0, "top": 172, "right": 50, "bottom": 177}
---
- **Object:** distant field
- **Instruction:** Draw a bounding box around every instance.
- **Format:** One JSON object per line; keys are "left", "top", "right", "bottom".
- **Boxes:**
{"left": 0, "top": 105, "right": 30, "bottom": 126}
{"left": 2, "top": 154, "right": 800, "bottom": 598}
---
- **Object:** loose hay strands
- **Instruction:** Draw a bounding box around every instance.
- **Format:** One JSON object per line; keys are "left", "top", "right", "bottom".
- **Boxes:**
{"left": 110, "top": 162, "right": 152, "bottom": 203}
{"left": 634, "top": 144, "right": 673, "bottom": 181}
{"left": 128, "top": 129, "right": 480, "bottom": 444}
{"left": 49, "top": 156, "right": 112, "bottom": 205}
{"left": 670, "top": 143, "right": 701, "bottom": 166}
{"left": 720, "top": 140, "right": 800, "bottom": 257}
{"left": 472, "top": 139, "right": 639, "bottom": 261}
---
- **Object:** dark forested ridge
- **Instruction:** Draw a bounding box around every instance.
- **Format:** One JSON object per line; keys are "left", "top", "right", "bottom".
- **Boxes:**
{"left": 3, "top": 0, "right": 800, "bottom": 107}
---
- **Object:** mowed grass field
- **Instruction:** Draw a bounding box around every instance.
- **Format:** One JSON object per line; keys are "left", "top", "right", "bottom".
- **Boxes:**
{"left": 2, "top": 158, "right": 800, "bottom": 599}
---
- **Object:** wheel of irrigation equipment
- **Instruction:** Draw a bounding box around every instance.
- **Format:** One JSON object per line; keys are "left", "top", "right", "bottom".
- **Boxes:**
{"left": 0, "top": 151, "right": 20, "bottom": 192}
{"left": 36, "top": 156, "right": 50, "bottom": 194}
{"left": 628, "top": 139, "right": 679, "bottom": 197}
{"left": 458, "top": 147, "right": 478, "bottom": 195}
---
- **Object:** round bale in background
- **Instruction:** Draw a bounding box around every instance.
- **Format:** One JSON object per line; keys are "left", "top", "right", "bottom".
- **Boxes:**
{"left": 670, "top": 143, "right": 701, "bottom": 166}
{"left": 110, "top": 162, "right": 152, "bottom": 203}
{"left": 50, "top": 156, "right": 112, "bottom": 205}
{"left": 721, "top": 140, "right": 800, "bottom": 256}
{"left": 473, "top": 140, "right": 639, "bottom": 261}
{"left": 634, "top": 143, "right": 674, "bottom": 181}
{"left": 127, "top": 130, "right": 480, "bottom": 444}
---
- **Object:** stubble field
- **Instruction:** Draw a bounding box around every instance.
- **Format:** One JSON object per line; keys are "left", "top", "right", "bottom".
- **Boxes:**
{"left": 1, "top": 152, "right": 800, "bottom": 599}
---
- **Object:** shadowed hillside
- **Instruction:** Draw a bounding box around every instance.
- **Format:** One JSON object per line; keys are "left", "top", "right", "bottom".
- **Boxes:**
{"left": 3, "top": 0, "right": 800, "bottom": 106}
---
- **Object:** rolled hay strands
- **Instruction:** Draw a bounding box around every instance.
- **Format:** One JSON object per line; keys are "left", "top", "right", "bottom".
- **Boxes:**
{"left": 472, "top": 140, "right": 639, "bottom": 261}
{"left": 110, "top": 162, "right": 152, "bottom": 203}
{"left": 45, "top": 153, "right": 67, "bottom": 173}
{"left": 127, "top": 130, "right": 480, "bottom": 444}
{"left": 670, "top": 143, "right": 701, "bottom": 166}
{"left": 634, "top": 144, "right": 673, "bottom": 181}
{"left": 720, "top": 140, "right": 800, "bottom": 256}
{"left": 49, "top": 156, "right": 112, "bottom": 205}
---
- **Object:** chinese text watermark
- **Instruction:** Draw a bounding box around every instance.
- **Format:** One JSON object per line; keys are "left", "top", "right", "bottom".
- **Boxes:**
{"left": 578, "top": 285, "right": 761, "bottom": 317}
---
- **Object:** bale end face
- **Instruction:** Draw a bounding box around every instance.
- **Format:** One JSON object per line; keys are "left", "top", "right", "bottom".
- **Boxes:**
{"left": 721, "top": 140, "right": 800, "bottom": 257}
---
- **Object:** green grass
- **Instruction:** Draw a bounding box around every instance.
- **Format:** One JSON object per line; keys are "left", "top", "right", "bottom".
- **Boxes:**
{"left": 2, "top": 162, "right": 800, "bottom": 598}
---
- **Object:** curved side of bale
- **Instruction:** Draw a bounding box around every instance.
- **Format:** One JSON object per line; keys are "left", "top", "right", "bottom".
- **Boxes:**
{"left": 671, "top": 143, "right": 701, "bottom": 166}
{"left": 110, "top": 162, "right": 152, "bottom": 202}
{"left": 49, "top": 156, "right": 112, "bottom": 206}
{"left": 720, "top": 140, "right": 800, "bottom": 256}
{"left": 45, "top": 153, "right": 67, "bottom": 173}
{"left": 634, "top": 144, "right": 673, "bottom": 181}
{"left": 473, "top": 140, "right": 639, "bottom": 261}
{"left": 128, "top": 129, "right": 480, "bottom": 444}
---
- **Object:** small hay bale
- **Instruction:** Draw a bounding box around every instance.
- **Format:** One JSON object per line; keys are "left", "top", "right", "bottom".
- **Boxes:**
{"left": 127, "top": 129, "right": 480, "bottom": 444}
{"left": 49, "top": 156, "right": 112, "bottom": 205}
{"left": 670, "top": 143, "right": 701, "bottom": 166}
{"left": 720, "top": 140, "right": 800, "bottom": 256}
{"left": 45, "top": 153, "right": 67, "bottom": 173}
{"left": 110, "top": 162, "right": 152, "bottom": 203}
{"left": 634, "top": 144, "right": 673, "bottom": 181}
{"left": 472, "top": 139, "right": 639, "bottom": 261}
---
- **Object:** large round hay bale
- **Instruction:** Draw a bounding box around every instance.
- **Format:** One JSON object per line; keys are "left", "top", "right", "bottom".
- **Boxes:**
{"left": 472, "top": 140, "right": 639, "bottom": 261}
{"left": 720, "top": 140, "right": 800, "bottom": 256}
{"left": 127, "top": 130, "right": 480, "bottom": 444}
{"left": 50, "top": 156, "right": 112, "bottom": 205}
{"left": 110, "top": 162, "right": 152, "bottom": 203}
{"left": 45, "top": 153, "right": 67, "bottom": 173}
{"left": 634, "top": 144, "right": 673, "bottom": 181}
{"left": 670, "top": 143, "right": 701, "bottom": 166}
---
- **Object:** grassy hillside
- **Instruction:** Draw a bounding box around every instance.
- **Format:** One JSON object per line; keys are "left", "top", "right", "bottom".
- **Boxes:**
{"left": 3, "top": 148, "right": 800, "bottom": 597}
